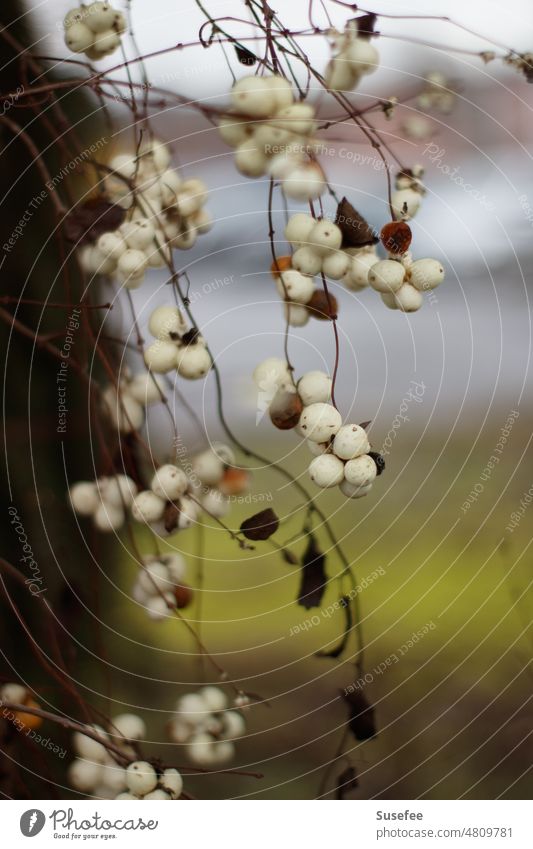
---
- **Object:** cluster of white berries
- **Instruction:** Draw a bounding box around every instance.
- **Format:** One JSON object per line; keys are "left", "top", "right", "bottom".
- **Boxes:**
{"left": 119, "top": 762, "right": 183, "bottom": 800}
{"left": 131, "top": 443, "right": 246, "bottom": 535}
{"left": 391, "top": 166, "right": 426, "bottom": 221}
{"left": 102, "top": 369, "right": 165, "bottom": 435}
{"left": 132, "top": 553, "right": 190, "bottom": 621}
{"left": 368, "top": 254, "right": 445, "bottom": 312}
{"left": 143, "top": 306, "right": 212, "bottom": 381}
{"left": 168, "top": 687, "right": 245, "bottom": 766}
{"left": 69, "top": 714, "right": 151, "bottom": 799}
{"left": 219, "top": 74, "right": 326, "bottom": 201}
{"left": 69, "top": 475, "right": 137, "bottom": 532}
{"left": 80, "top": 139, "right": 211, "bottom": 288}
{"left": 325, "top": 21, "right": 380, "bottom": 92}
{"left": 253, "top": 362, "right": 385, "bottom": 498}
{"left": 417, "top": 72, "right": 456, "bottom": 114}
{"left": 63, "top": 3, "right": 125, "bottom": 60}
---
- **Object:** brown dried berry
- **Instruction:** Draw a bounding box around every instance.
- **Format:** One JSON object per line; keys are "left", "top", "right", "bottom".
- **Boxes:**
{"left": 380, "top": 221, "right": 412, "bottom": 255}
{"left": 174, "top": 582, "right": 193, "bottom": 609}
{"left": 269, "top": 387, "right": 303, "bottom": 430}
{"left": 306, "top": 289, "right": 338, "bottom": 321}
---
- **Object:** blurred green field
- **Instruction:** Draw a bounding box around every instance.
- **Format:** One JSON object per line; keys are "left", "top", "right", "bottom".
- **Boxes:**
{"left": 91, "top": 418, "right": 533, "bottom": 800}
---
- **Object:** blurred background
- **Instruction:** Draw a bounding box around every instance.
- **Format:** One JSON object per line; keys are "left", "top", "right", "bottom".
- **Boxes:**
{"left": 0, "top": 0, "right": 532, "bottom": 800}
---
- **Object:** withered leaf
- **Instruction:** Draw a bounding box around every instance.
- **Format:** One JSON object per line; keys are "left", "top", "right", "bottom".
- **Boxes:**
{"left": 163, "top": 501, "right": 180, "bottom": 534}
{"left": 359, "top": 420, "right": 371, "bottom": 430}
{"left": 297, "top": 534, "right": 327, "bottom": 609}
{"left": 335, "top": 197, "right": 378, "bottom": 248}
{"left": 343, "top": 689, "right": 377, "bottom": 741}
{"left": 335, "top": 765, "right": 359, "bottom": 799}
{"left": 240, "top": 508, "right": 279, "bottom": 541}
{"left": 235, "top": 44, "right": 257, "bottom": 66}
{"left": 181, "top": 327, "right": 200, "bottom": 346}
{"left": 356, "top": 13, "right": 377, "bottom": 39}
{"left": 63, "top": 198, "right": 126, "bottom": 245}
{"left": 316, "top": 595, "right": 352, "bottom": 658}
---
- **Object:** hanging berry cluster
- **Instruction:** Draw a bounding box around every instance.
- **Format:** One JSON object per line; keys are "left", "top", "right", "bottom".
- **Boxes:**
{"left": 63, "top": 3, "right": 126, "bottom": 60}
{"left": 168, "top": 687, "right": 246, "bottom": 767}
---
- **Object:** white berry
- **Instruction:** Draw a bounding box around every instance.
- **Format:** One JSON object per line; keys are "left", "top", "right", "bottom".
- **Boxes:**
{"left": 368, "top": 259, "right": 405, "bottom": 293}
{"left": 299, "top": 402, "right": 342, "bottom": 443}
{"left": 409, "top": 258, "right": 445, "bottom": 291}
{"left": 333, "top": 424, "right": 370, "bottom": 460}
{"left": 125, "top": 761, "right": 158, "bottom": 795}
{"left": 309, "top": 453, "right": 345, "bottom": 488}
{"left": 344, "top": 454, "right": 377, "bottom": 487}
{"left": 131, "top": 491, "right": 166, "bottom": 524}
{"left": 394, "top": 283, "right": 423, "bottom": 312}
{"left": 151, "top": 465, "right": 188, "bottom": 500}
{"left": 297, "top": 371, "right": 332, "bottom": 406}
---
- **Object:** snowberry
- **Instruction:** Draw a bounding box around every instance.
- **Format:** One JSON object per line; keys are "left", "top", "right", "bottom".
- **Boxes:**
{"left": 299, "top": 402, "right": 342, "bottom": 443}
{"left": 291, "top": 246, "right": 323, "bottom": 276}
{"left": 112, "top": 713, "right": 146, "bottom": 741}
{"left": 325, "top": 56, "right": 359, "bottom": 92}
{"left": 131, "top": 491, "right": 166, "bottom": 524}
{"left": 122, "top": 218, "right": 155, "bottom": 251}
{"left": 218, "top": 117, "right": 253, "bottom": 148}
{"left": 192, "top": 450, "right": 224, "bottom": 486}
{"left": 192, "top": 209, "right": 213, "bottom": 234}
{"left": 144, "top": 789, "right": 171, "bottom": 800}
{"left": 254, "top": 123, "right": 293, "bottom": 152}
{"left": 368, "top": 259, "right": 405, "bottom": 293}
{"left": 73, "top": 726, "right": 109, "bottom": 762}
{"left": 322, "top": 251, "right": 350, "bottom": 280}
{"left": 221, "top": 711, "right": 246, "bottom": 739}
{"left": 85, "top": 2, "right": 116, "bottom": 31}
{"left": 267, "top": 151, "right": 302, "bottom": 181}
{"left": 282, "top": 163, "right": 326, "bottom": 201}
{"left": 97, "top": 231, "right": 126, "bottom": 261}
{"left": 234, "top": 141, "right": 268, "bottom": 177}
{"left": 309, "top": 453, "right": 345, "bottom": 488}
{"left": 112, "top": 9, "right": 127, "bottom": 33}
{"left": 273, "top": 103, "right": 316, "bottom": 135}
{"left": 100, "top": 475, "right": 137, "bottom": 508}
{"left": 140, "top": 138, "right": 171, "bottom": 173}
{"left": 297, "top": 371, "right": 332, "bottom": 406}
{"left": 127, "top": 372, "right": 165, "bottom": 405}
{"left": 380, "top": 292, "right": 397, "bottom": 309}
{"left": 346, "top": 39, "right": 380, "bottom": 74}
{"left": 68, "top": 758, "right": 102, "bottom": 792}
{"left": 253, "top": 357, "right": 291, "bottom": 389}
{"left": 125, "top": 761, "right": 158, "bottom": 796}
{"left": 188, "top": 733, "right": 217, "bottom": 765}
{"left": 339, "top": 479, "right": 373, "bottom": 498}
{"left": 202, "top": 489, "right": 230, "bottom": 517}
{"left": 178, "top": 692, "right": 208, "bottom": 719}
{"left": 344, "top": 454, "right": 377, "bottom": 487}
{"left": 176, "top": 343, "right": 212, "bottom": 380}
{"left": 100, "top": 765, "right": 128, "bottom": 794}
{"left": 277, "top": 269, "right": 315, "bottom": 304}
{"left": 308, "top": 220, "right": 342, "bottom": 254}
{"left": 93, "top": 502, "right": 124, "bottom": 532}
{"left": 117, "top": 249, "right": 147, "bottom": 283}
{"left": 307, "top": 440, "right": 329, "bottom": 456}
{"left": 159, "top": 170, "right": 183, "bottom": 206}
{"left": 148, "top": 305, "right": 186, "bottom": 341}
{"left": 0, "top": 682, "right": 27, "bottom": 703}
{"left": 160, "top": 553, "right": 186, "bottom": 582}
{"left": 64, "top": 22, "right": 95, "bottom": 53}
{"left": 160, "top": 768, "right": 183, "bottom": 798}
{"left": 91, "top": 30, "right": 120, "bottom": 55}
{"left": 391, "top": 188, "right": 421, "bottom": 220}
{"left": 285, "top": 302, "right": 310, "bottom": 327}
{"left": 69, "top": 481, "right": 99, "bottom": 516}
{"left": 144, "top": 341, "right": 178, "bottom": 373}
{"left": 102, "top": 389, "right": 144, "bottom": 433}
{"left": 201, "top": 686, "right": 227, "bottom": 712}
{"left": 394, "top": 283, "right": 423, "bottom": 312}
{"left": 409, "top": 258, "right": 445, "bottom": 291}
{"left": 268, "top": 74, "right": 294, "bottom": 110}
{"left": 285, "top": 213, "right": 315, "bottom": 246}
{"left": 146, "top": 594, "right": 174, "bottom": 620}
{"left": 333, "top": 424, "right": 370, "bottom": 460}
{"left": 342, "top": 247, "right": 377, "bottom": 290}
{"left": 138, "top": 562, "right": 172, "bottom": 594}
{"left": 151, "top": 465, "right": 188, "bottom": 501}
{"left": 115, "top": 792, "right": 137, "bottom": 800}
{"left": 177, "top": 496, "right": 201, "bottom": 529}
{"left": 231, "top": 76, "right": 277, "bottom": 118}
